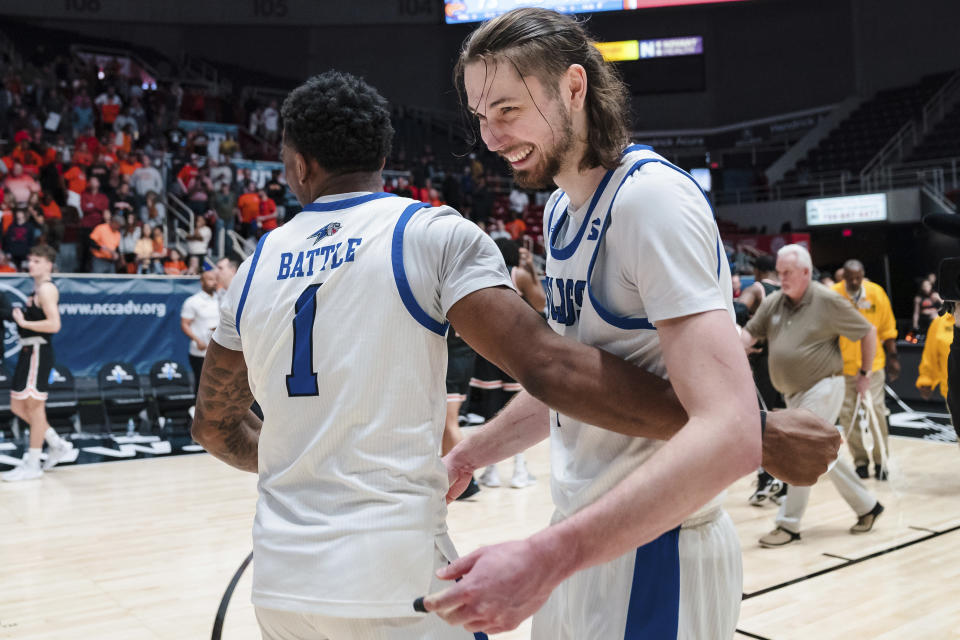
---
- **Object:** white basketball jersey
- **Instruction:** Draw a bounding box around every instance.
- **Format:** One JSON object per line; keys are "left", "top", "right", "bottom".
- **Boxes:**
{"left": 544, "top": 145, "right": 734, "bottom": 519}
{"left": 213, "top": 191, "right": 512, "bottom": 617}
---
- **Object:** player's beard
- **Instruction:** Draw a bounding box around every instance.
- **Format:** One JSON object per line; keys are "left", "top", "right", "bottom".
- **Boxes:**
{"left": 510, "top": 108, "right": 575, "bottom": 190}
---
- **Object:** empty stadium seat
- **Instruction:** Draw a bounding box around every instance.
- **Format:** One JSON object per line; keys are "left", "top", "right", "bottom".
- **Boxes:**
{"left": 46, "top": 363, "right": 82, "bottom": 435}
{"left": 97, "top": 361, "right": 148, "bottom": 434}
{"left": 148, "top": 360, "right": 195, "bottom": 432}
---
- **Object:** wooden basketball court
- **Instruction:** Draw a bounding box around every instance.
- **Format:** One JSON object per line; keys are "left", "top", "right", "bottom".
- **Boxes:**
{"left": 1, "top": 435, "right": 957, "bottom": 639}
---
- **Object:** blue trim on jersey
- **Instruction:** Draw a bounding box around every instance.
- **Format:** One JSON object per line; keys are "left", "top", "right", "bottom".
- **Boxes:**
{"left": 547, "top": 169, "right": 614, "bottom": 261}
{"left": 235, "top": 231, "right": 270, "bottom": 339}
{"left": 586, "top": 151, "right": 723, "bottom": 331}
{"left": 623, "top": 527, "right": 680, "bottom": 639}
{"left": 391, "top": 202, "right": 449, "bottom": 336}
{"left": 585, "top": 157, "right": 662, "bottom": 331}
{"left": 623, "top": 143, "right": 654, "bottom": 154}
{"left": 300, "top": 192, "right": 397, "bottom": 213}
{"left": 473, "top": 633, "right": 489, "bottom": 640}
{"left": 716, "top": 234, "right": 723, "bottom": 278}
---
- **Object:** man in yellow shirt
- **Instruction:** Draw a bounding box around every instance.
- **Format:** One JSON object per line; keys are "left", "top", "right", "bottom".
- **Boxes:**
{"left": 916, "top": 309, "right": 953, "bottom": 402}
{"left": 833, "top": 260, "right": 899, "bottom": 480}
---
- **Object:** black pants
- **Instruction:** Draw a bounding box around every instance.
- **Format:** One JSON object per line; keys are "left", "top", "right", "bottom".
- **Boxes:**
{"left": 189, "top": 354, "right": 204, "bottom": 396}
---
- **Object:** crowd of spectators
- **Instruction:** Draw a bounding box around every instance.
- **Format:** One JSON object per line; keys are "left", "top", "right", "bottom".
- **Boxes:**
{"left": 0, "top": 41, "right": 551, "bottom": 276}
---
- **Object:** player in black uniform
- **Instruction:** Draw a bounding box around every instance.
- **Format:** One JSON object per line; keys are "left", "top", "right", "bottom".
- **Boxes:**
{"left": 443, "top": 327, "right": 482, "bottom": 500}
{"left": 738, "top": 255, "right": 788, "bottom": 505}
{"left": 2, "top": 245, "right": 73, "bottom": 482}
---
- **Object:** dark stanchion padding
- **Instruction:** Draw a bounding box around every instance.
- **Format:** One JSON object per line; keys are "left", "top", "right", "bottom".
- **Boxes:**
{"left": 149, "top": 360, "right": 196, "bottom": 432}
{"left": 97, "top": 361, "right": 148, "bottom": 433}
{"left": 46, "top": 362, "right": 82, "bottom": 435}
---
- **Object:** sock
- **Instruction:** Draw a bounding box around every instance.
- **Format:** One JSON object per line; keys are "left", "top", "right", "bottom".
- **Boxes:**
{"left": 44, "top": 428, "right": 64, "bottom": 447}
{"left": 513, "top": 452, "right": 526, "bottom": 469}
{"left": 27, "top": 448, "right": 42, "bottom": 468}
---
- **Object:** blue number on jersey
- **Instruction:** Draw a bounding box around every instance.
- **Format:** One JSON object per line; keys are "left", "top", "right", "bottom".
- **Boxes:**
{"left": 286, "top": 283, "right": 322, "bottom": 397}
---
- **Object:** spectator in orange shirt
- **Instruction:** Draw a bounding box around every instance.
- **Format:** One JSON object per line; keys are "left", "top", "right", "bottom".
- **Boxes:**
{"left": 76, "top": 129, "right": 100, "bottom": 157}
{"left": 95, "top": 86, "right": 122, "bottom": 127}
{"left": 64, "top": 164, "right": 88, "bottom": 195}
{"left": 257, "top": 188, "right": 279, "bottom": 234}
{"left": 39, "top": 192, "right": 63, "bottom": 250}
{"left": 0, "top": 252, "right": 17, "bottom": 273}
{"left": 72, "top": 141, "right": 94, "bottom": 167}
{"left": 0, "top": 208, "right": 12, "bottom": 235}
{"left": 89, "top": 215, "right": 122, "bottom": 273}
{"left": 505, "top": 211, "right": 527, "bottom": 241}
{"left": 11, "top": 131, "right": 42, "bottom": 172}
{"left": 117, "top": 151, "right": 142, "bottom": 177}
{"left": 163, "top": 248, "right": 187, "bottom": 275}
{"left": 115, "top": 124, "right": 134, "bottom": 155}
{"left": 177, "top": 157, "right": 200, "bottom": 195}
{"left": 427, "top": 186, "right": 445, "bottom": 208}
{"left": 236, "top": 181, "right": 261, "bottom": 236}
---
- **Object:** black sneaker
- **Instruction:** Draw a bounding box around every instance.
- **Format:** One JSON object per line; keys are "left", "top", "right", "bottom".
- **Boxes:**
{"left": 855, "top": 465, "right": 869, "bottom": 479}
{"left": 456, "top": 477, "right": 481, "bottom": 501}
{"left": 771, "top": 481, "right": 788, "bottom": 505}
{"left": 874, "top": 464, "right": 888, "bottom": 481}
{"left": 749, "top": 471, "right": 781, "bottom": 506}
{"left": 851, "top": 502, "right": 884, "bottom": 533}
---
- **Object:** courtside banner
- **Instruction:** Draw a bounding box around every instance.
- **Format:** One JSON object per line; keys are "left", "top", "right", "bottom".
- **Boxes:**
{"left": 0, "top": 274, "right": 199, "bottom": 378}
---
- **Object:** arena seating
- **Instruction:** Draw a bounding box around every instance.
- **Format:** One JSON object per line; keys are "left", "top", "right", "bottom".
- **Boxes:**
{"left": 781, "top": 72, "right": 952, "bottom": 181}
{"left": 905, "top": 101, "right": 960, "bottom": 163}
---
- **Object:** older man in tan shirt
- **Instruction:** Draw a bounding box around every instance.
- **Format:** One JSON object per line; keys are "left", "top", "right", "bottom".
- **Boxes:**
{"left": 741, "top": 244, "right": 883, "bottom": 547}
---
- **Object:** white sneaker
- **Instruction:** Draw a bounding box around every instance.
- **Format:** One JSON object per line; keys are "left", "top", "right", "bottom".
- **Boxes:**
{"left": 42, "top": 441, "right": 75, "bottom": 470}
{"left": 466, "top": 413, "right": 485, "bottom": 425}
{"left": 2, "top": 464, "right": 43, "bottom": 482}
{"left": 510, "top": 466, "right": 535, "bottom": 489}
{"left": 479, "top": 465, "right": 501, "bottom": 487}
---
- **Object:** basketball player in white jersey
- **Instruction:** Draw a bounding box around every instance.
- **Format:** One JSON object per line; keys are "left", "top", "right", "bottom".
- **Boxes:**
{"left": 191, "top": 70, "right": 796, "bottom": 640}
{"left": 194, "top": 69, "right": 840, "bottom": 639}
{"left": 425, "top": 9, "right": 838, "bottom": 638}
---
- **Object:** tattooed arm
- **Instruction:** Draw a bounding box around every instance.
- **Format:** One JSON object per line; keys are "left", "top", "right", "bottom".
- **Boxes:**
{"left": 190, "top": 339, "right": 262, "bottom": 473}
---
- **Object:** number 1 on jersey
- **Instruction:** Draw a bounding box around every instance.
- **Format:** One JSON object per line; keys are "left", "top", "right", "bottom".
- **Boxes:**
{"left": 286, "top": 283, "right": 322, "bottom": 397}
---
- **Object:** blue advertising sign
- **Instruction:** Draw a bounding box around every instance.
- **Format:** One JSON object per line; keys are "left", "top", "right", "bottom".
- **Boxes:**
{"left": 0, "top": 275, "right": 200, "bottom": 378}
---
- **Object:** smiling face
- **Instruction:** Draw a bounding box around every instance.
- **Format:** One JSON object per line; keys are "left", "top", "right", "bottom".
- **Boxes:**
{"left": 463, "top": 59, "right": 574, "bottom": 189}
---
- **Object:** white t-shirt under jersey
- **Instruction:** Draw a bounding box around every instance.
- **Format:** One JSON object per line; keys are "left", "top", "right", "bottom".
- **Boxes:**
{"left": 213, "top": 191, "right": 512, "bottom": 617}
{"left": 544, "top": 145, "right": 733, "bottom": 520}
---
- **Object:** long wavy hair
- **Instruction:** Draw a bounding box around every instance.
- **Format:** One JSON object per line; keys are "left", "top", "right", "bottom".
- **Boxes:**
{"left": 455, "top": 8, "right": 631, "bottom": 172}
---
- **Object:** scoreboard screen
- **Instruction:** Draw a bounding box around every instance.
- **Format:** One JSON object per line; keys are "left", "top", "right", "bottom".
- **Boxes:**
{"left": 444, "top": 0, "right": 750, "bottom": 24}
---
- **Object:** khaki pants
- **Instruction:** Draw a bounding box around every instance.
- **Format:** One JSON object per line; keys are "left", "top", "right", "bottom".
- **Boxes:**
{"left": 775, "top": 376, "right": 877, "bottom": 534}
{"left": 837, "top": 370, "right": 889, "bottom": 467}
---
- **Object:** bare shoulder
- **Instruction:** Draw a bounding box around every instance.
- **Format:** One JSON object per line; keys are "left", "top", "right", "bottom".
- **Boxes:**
{"left": 37, "top": 281, "right": 60, "bottom": 303}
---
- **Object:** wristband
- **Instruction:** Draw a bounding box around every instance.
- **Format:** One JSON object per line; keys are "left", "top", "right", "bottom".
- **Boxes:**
{"left": 760, "top": 410, "right": 766, "bottom": 436}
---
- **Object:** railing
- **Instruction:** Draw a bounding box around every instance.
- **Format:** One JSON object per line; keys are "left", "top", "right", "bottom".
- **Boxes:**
{"left": 921, "top": 70, "right": 960, "bottom": 135}
{"left": 866, "top": 156, "right": 960, "bottom": 193}
{"left": 69, "top": 43, "right": 162, "bottom": 84}
{"left": 920, "top": 181, "right": 957, "bottom": 214}
{"left": 180, "top": 53, "right": 223, "bottom": 92}
{"left": 227, "top": 230, "right": 257, "bottom": 259}
{"left": 715, "top": 170, "right": 854, "bottom": 206}
{"left": 859, "top": 119, "right": 920, "bottom": 180}
{"left": 716, "top": 160, "right": 960, "bottom": 207}
{"left": 164, "top": 193, "right": 194, "bottom": 259}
